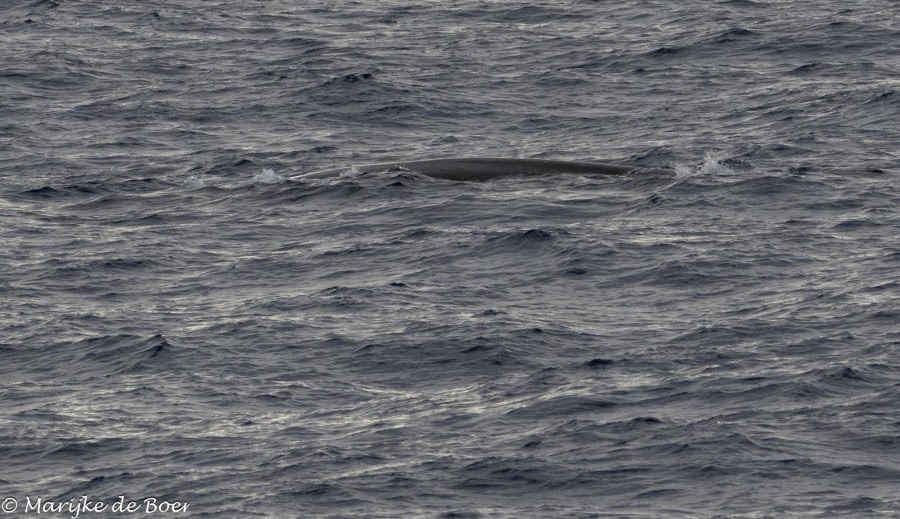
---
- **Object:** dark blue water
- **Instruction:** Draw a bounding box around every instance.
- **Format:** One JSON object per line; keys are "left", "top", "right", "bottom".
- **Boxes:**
{"left": 2, "top": 1, "right": 898, "bottom": 517}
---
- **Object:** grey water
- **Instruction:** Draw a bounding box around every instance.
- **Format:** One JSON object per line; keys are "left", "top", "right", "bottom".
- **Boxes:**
{"left": 1, "top": 0, "right": 898, "bottom": 517}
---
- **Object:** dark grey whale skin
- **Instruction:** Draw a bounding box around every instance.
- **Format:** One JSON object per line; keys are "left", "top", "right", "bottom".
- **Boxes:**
{"left": 296, "top": 158, "right": 645, "bottom": 181}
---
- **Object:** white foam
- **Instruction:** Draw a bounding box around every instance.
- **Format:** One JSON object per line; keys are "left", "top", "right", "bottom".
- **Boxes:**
{"left": 184, "top": 175, "right": 206, "bottom": 189}
{"left": 252, "top": 168, "right": 284, "bottom": 184}
{"left": 675, "top": 151, "right": 738, "bottom": 178}
{"left": 339, "top": 166, "right": 361, "bottom": 178}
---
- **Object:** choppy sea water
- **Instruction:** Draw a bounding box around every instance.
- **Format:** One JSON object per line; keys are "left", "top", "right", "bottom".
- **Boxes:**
{"left": 1, "top": 0, "right": 898, "bottom": 517}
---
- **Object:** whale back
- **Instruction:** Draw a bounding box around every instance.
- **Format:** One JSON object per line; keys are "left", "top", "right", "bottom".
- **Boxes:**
{"left": 297, "top": 158, "right": 637, "bottom": 181}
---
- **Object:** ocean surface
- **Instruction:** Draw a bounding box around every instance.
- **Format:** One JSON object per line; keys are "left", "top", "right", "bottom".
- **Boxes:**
{"left": 1, "top": 0, "right": 898, "bottom": 517}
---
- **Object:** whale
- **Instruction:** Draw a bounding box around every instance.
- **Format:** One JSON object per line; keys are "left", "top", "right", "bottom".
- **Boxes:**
{"left": 295, "top": 158, "right": 643, "bottom": 182}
